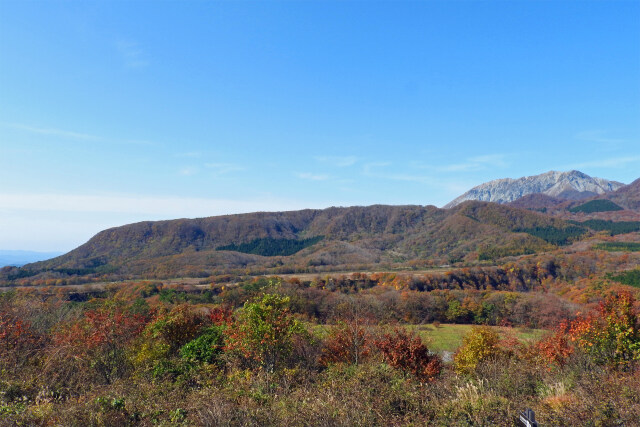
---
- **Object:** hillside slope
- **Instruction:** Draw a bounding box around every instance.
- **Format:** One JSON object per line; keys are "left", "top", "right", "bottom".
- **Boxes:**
{"left": 599, "top": 178, "right": 640, "bottom": 211}
{"left": 0, "top": 202, "right": 580, "bottom": 283}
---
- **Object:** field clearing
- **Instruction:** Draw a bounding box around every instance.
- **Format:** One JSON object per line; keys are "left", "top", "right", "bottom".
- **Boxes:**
{"left": 409, "top": 323, "right": 546, "bottom": 353}
{"left": 312, "top": 323, "right": 547, "bottom": 354}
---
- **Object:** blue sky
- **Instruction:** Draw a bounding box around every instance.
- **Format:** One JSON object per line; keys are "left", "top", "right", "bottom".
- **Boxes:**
{"left": 1, "top": 1, "right": 639, "bottom": 252}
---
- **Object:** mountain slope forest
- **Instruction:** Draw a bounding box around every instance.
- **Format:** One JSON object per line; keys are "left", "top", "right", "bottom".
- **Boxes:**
{"left": 0, "top": 201, "right": 619, "bottom": 286}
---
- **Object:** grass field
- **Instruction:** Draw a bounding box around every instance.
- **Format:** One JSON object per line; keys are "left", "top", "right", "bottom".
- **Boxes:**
{"left": 409, "top": 323, "right": 546, "bottom": 353}
{"left": 312, "top": 323, "right": 547, "bottom": 355}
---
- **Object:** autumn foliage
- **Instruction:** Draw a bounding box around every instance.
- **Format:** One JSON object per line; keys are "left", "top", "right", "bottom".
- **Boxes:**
{"left": 54, "top": 303, "right": 151, "bottom": 384}
{"left": 0, "top": 311, "right": 42, "bottom": 374}
{"left": 375, "top": 328, "right": 442, "bottom": 382}
{"left": 535, "top": 291, "right": 640, "bottom": 370}
{"left": 453, "top": 326, "right": 502, "bottom": 375}
{"left": 568, "top": 291, "right": 640, "bottom": 368}
{"left": 320, "top": 320, "right": 372, "bottom": 366}
{"left": 2, "top": 263, "right": 640, "bottom": 425}
{"left": 225, "top": 294, "right": 305, "bottom": 372}
{"left": 536, "top": 322, "right": 573, "bottom": 367}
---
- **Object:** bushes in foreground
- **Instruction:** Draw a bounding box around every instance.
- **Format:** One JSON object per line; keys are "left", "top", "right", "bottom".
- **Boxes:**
{"left": 1, "top": 289, "right": 639, "bottom": 425}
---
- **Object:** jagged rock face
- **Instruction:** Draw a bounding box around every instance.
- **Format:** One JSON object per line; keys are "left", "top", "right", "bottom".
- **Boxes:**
{"left": 444, "top": 171, "right": 624, "bottom": 208}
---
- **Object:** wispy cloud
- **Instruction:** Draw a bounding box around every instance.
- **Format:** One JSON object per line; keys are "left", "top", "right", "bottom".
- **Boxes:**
{"left": 116, "top": 40, "right": 149, "bottom": 69}
{"left": 2, "top": 123, "right": 99, "bottom": 140}
{"left": 204, "top": 163, "right": 245, "bottom": 176}
{"left": 0, "top": 193, "right": 322, "bottom": 218}
{"left": 176, "top": 151, "right": 202, "bottom": 159}
{"left": 567, "top": 156, "right": 640, "bottom": 169}
{"left": 360, "top": 161, "right": 478, "bottom": 198}
{"left": 315, "top": 155, "right": 358, "bottom": 167}
{"left": 575, "top": 130, "right": 627, "bottom": 145}
{"left": 2, "top": 122, "right": 154, "bottom": 146}
{"left": 362, "top": 162, "right": 391, "bottom": 174}
{"left": 0, "top": 193, "right": 336, "bottom": 251}
{"left": 362, "top": 162, "right": 439, "bottom": 185}
{"left": 436, "top": 154, "right": 509, "bottom": 172}
{"left": 179, "top": 167, "right": 199, "bottom": 176}
{"left": 296, "top": 172, "right": 330, "bottom": 181}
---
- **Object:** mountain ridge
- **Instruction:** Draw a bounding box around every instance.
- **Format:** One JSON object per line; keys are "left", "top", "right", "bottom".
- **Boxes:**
{"left": 445, "top": 170, "right": 624, "bottom": 208}
{"left": 2, "top": 202, "right": 570, "bottom": 283}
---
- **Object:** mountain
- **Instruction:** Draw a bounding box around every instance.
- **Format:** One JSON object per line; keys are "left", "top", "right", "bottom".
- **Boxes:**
{"left": 2, "top": 202, "right": 576, "bottom": 283}
{"left": 0, "top": 250, "right": 62, "bottom": 268}
{"left": 598, "top": 178, "right": 640, "bottom": 211}
{"left": 444, "top": 170, "right": 624, "bottom": 208}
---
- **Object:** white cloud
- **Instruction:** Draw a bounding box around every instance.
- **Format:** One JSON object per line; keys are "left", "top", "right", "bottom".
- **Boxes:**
{"left": 296, "top": 172, "right": 330, "bottom": 181}
{"left": 315, "top": 155, "right": 358, "bottom": 167}
{"left": 362, "top": 162, "right": 440, "bottom": 185}
{"left": 204, "top": 163, "right": 245, "bottom": 175}
{"left": 116, "top": 40, "right": 149, "bottom": 69}
{"left": 2, "top": 122, "right": 154, "bottom": 146}
{"left": 567, "top": 156, "right": 640, "bottom": 169}
{"left": 575, "top": 130, "right": 627, "bottom": 145}
{"left": 436, "top": 154, "right": 509, "bottom": 172}
{"left": 179, "top": 167, "right": 199, "bottom": 176}
{"left": 2, "top": 123, "right": 99, "bottom": 140}
{"left": 362, "top": 162, "right": 391, "bottom": 174}
{"left": 469, "top": 154, "right": 508, "bottom": 167}
{"left": 176, "top": 151, "right": 202, "bottom": 158}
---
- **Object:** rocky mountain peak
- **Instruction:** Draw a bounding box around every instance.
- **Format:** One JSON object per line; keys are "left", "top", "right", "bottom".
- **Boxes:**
{"left": 444, "top": 170, "right": 624, "bottom": 208}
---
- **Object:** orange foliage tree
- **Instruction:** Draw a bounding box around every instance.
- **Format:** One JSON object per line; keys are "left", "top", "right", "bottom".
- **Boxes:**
{"left": 568, "top": 291, "right": 640, "bottom": 369}
{"left": 0, "top": 311, "right": 43, "bottom": 374}
{"left": 54, "top": 302, "right": 152, "bottom": 384}
{"left": 375, "top": 328, "right": 442, "bottom": 382}
{"left": 225, "top": 294, "right": 304, "bottom": 372}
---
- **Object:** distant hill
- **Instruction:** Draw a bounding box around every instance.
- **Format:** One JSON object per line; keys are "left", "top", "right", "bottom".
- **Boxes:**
{"left": 1, "top": 203, "right": 579, "bottom": 283}
{"left": 598, "top": 178, "right": 640, "bottom": 211}
{"left": 559, "top": 178, "right": 640, "bottom": 216}
{"left": 0, "top": 250, "right": 62, "bottom": 267}
{"left": 445, "top": 170, "right": 624, "bottom": 208}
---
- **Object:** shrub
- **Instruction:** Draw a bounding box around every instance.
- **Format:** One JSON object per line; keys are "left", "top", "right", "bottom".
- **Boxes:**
{"left": 536, "top": 323, "right": 573, "bottom": 367}
{"left": 375, "top": 328, "right": 442, "bottom": 382}
{"left": 0, "top": 312, "right": 43, "bottom": 374}
{"left": 225, "top": 294, "right": 306, "bottom": 372}
{"left": 131, "top": 305, "right": 208, "bottom": 377}
{"left": 569, "top": 291, "right": 640, "bottom": 368}
{"left": 453, "top": 326, "right": 501, "bottom": 375}
{"left": 145, "top": 305, "right": 208, "bottom": 354}
{"left": 52, "top": 302, "right": 150, "bottom": 385}
{"left": 320, "top": 321, "right": 373, "bottom": 366}
{"left": 180, "top": 325, "right": 225, "bottom": 365}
